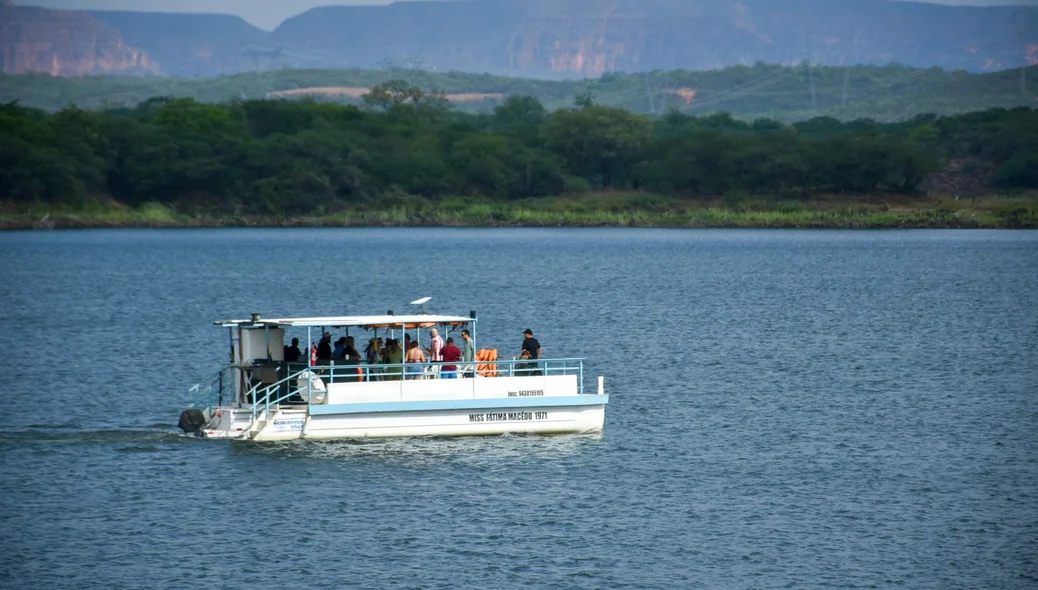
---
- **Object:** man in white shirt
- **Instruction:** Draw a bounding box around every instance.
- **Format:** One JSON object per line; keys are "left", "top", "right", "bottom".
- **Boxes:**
{"left": 428, "top": 328, "right": 444, "bottom": 362}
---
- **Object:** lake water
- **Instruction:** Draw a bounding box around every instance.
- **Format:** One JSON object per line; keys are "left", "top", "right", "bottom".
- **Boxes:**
{"left": 0, "top": 228, "right": 1036, "bottom": 589}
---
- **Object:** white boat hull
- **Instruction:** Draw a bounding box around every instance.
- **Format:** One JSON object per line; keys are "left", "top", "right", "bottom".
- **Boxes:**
{"left": 199, "top": 397, "right": 606, "bottom": 441}
{"left": 290, "top": 402, "right": 603, "bottom": 440}
{"left": 195, "top": 374, "right": 608, "bottom": 441}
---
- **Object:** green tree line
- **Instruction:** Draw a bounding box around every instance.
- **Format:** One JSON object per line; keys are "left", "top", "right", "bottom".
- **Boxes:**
{"left": 2, "top": 63, "right": 1035, "bottom": 121}
{"left": 1, "top": 84, "right": 1036, "bottom": 215}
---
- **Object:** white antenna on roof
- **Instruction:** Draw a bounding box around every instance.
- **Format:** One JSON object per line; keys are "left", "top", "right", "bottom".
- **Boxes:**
{"left": 410, "top": 296, "right": 432, "bottom": 314}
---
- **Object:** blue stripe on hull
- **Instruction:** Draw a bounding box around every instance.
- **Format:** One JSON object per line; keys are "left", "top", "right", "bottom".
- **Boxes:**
{"left": 308, "top": 394, "right": 609, "bottom": 416}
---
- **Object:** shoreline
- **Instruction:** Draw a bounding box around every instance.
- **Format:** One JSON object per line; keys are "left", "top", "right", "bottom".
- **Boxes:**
{"left": 4, "top": 217, "right": 1036, "bottom": 231}
{"left": 3, "top": 196, "right": 1037, "bottom": 231}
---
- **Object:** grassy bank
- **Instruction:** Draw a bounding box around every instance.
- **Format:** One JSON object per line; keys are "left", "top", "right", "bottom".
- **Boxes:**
{"left": 3, "top": 193, "right": 1037, "bottom": 230}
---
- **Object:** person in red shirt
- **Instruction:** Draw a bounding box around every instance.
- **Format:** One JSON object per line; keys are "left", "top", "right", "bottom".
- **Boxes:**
{"left": 440, "top": 336, "right": 463, "bottom": 379}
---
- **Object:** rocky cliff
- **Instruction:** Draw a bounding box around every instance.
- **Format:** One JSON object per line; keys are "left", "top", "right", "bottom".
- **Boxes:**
{"left": 270, "top": 0, "right": 1037, "bottom": 76}
{"left": 0, "top": 3, "right": 155, "bottom": 76}
{"left": 1, "top": 0, "right": 1034, "bottom": 78}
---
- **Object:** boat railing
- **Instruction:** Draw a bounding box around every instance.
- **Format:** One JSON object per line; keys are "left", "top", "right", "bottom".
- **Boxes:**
{"left": 248, "top": 368, "right": 321, "bottom": 428}
{"left": 189, "top": 358, "right": 587, "bottom": 427}
{"left": 310, "top": 357, "right": 584, "bottom": 387}
{"left": 187, "top": 367, "right": 229, "bottom": 410}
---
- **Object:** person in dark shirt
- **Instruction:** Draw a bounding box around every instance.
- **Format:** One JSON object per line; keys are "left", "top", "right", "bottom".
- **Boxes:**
{"left": 440, "top": 336, "right": 463, "bottom": 379}
{"left": 521, "top": 328, "right": 542, "bottom": 359}
{"left": 284, "top": 338, "right": 302, "bottom": 363}
{"left": 316, "top": 333, "right": 333, "bottom": 364}
{"left": 520, "top": 328, "right": 543, "bottom": 377}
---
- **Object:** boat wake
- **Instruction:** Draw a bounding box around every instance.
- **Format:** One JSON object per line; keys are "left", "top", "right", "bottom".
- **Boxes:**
{"left": 0, "top": 425, "right": 195, "bottom": 446}
{"left": 233, "top": 430, "right": 606, "bottom": 465}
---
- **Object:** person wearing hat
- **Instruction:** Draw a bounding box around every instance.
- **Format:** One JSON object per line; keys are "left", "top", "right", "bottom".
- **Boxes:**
{"left": 520, "top": 328, "right": 542, "bottom": 360}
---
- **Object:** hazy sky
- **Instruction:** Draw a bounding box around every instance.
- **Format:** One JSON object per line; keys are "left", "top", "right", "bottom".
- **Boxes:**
{"left": 18, "top": 0, "right": 1038, "bottom": 30}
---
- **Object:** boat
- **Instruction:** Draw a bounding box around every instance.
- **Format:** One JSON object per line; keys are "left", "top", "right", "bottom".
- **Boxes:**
{"left": 179, "top": 308, "right": 608, "bottom": 441}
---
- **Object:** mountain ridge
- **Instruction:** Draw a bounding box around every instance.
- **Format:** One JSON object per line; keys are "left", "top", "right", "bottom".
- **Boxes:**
{"left": 1, "top": 0, "right": 1035, "bottom": 78}
{"left": 267, "top": 0, "right": 1036, "bottom": 75}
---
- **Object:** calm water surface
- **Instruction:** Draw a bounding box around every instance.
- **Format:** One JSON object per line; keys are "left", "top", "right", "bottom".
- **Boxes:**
{"left": 0, "top": 229, "right": 1036, "bottom": 589}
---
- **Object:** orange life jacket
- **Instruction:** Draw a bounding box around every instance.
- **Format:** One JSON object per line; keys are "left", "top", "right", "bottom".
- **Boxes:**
{"left": 476, "top": 348, "right": 498, "bottom": 377}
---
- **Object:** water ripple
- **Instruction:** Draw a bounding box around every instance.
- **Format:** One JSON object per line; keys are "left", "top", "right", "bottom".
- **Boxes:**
{"left": 0, "top": 229, "right": 1036, "bottom": 589}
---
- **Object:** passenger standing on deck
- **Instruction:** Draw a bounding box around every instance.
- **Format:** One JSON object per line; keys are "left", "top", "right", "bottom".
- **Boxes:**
{"left": 405, "top": 341, "right": 427, "bottom": 380}
{"left": 384, "top": 339, "right": 404, "bottom": 381}
{"left": 440, "top": 337, "right": 462, "bottom": 379}
{"left": 317, "top": 333, "right": 333, "bottom": 364}
{"left": 461, "top": 329, "right": 475, "bottom": 377}
{"left": 333, "top": 337, "right": 348, "bottom": 360}
{"left": 428, "top": 328, "right": 444, "bottom": 361}
{"left": 365, "top": 338, "right": 380, "bottom": 365}
{"left": 344, "top": 336, "right": 360, "bottom": 360}
{"left": 284, "top": 338, "right": 302, "bottom": 363}
{"left": 366, "top": 337, "right": 382, "bottom": 381}
{"left": 520, "top": 329, "right": 542, "bottom": 376}
{"left": 521, "top": 329, "right": 542, "bottom": 359}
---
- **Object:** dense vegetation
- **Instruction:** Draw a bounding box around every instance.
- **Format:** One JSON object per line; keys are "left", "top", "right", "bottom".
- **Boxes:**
{"left": 2, "top": 63, "right": 1035, "bottom": 121}
{"left": 1, "top": 83, "right": 1037, "bottom": 227}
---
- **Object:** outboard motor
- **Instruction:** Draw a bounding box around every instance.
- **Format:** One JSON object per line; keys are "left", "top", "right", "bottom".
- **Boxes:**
{"left": 178, "top": 409, "right": 207, "bottom": 434}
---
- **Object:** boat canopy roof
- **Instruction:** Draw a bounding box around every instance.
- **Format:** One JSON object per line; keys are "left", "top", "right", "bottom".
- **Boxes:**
{"left": 215, "top": 314, "right": 474, "bottom": 330}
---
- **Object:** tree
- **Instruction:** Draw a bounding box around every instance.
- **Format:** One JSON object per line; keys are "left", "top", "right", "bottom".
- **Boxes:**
{"left": 362, "top": 80, "right": 451, "bottom": 122}
{"left": 543, "top": 106, "right": 651, "bottom": 188}
{"left": 449, "top": 134, "right": 514, "bottom": 197}
{"left": 1, "top": 89, "right": 1034, "bottom": 213}
{"left": 362, "top": 80, "right": 421, "bottom": 111}
{"left": 491, "top": 95, "right": 546, "bottom": 145}
{"left": 151, "top": 98, "right": 244, "bottom": 136}
{"left": 573, "top": 89, "right": 596, "bottom": 109}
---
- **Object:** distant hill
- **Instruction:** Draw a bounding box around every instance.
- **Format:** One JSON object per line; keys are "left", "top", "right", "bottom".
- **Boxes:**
{"left": 2, "top": 64, "right": 1035, "bottom": 122}
{"left": 1, "top": 0, "right": 1036, "bottom": 78}
{"left": 0, "top": 3, "right": 157, "bottom": 76}
{"left": 270, "top": 0, "right": 1038, "bottom": 76}
{"left": 89, "top": 11, "right": 267, "bottom": 78}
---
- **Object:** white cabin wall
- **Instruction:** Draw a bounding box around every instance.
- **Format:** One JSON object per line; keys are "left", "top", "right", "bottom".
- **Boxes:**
{"left": 323, "top": 375, "right": 578, "bottom": 405}
{"left": 239, "top": 328, "right": 284, "bottom": 362}
{"left": 230, "top": 327, "right": 285, "bottom": 404}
